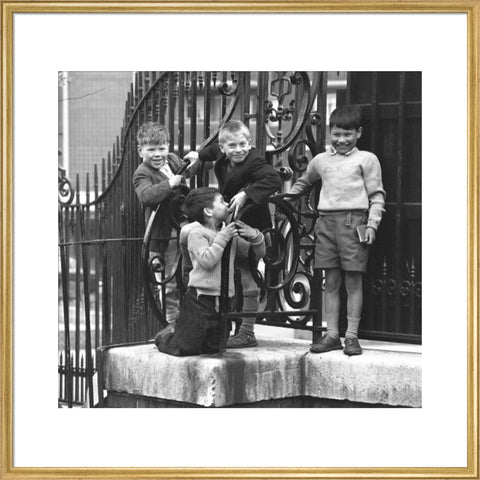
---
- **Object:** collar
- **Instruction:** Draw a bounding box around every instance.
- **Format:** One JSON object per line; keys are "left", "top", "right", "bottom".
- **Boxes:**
{"left": 330, "top": 146, "right": 357, "bottom": 156}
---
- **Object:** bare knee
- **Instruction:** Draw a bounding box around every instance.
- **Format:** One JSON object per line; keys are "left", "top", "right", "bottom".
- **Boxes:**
{"left": 324, "top": 269, "right": 342, "bottom": 294}
{"left": 345, "top": 271, "right": 363, "bottom": 295}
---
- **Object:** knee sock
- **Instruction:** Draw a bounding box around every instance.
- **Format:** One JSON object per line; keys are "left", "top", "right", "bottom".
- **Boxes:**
{"left": 345, "top": 315, "right": 361, "bottom": 339}
{"left": 239, "top": 291, "right": 258, "bottom": 336}
{"left": 325, "top": 313, "right": 340, "bottom": 340}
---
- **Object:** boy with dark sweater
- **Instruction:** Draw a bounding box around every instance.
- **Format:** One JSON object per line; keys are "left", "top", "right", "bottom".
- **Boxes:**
{"left": 198, "top": 120, "right": 281, "bottom": 347}
{"left": 289, "top": 105, "right": 386, "bottom": 356}
{"left": 155, "top": 187, "right": 266, "bottom": 357}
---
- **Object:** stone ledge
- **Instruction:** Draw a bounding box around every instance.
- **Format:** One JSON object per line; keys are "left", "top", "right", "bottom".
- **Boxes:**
{"left": 101, "top": 336, "right": 421, "bottom": 408}
{"left": 304, "top": 348, "right": 422, "bottom": 407}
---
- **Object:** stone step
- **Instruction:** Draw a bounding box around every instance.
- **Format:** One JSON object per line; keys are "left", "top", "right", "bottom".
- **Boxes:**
{"left": 99, "top": 336, "right": 421, "bottom": 408}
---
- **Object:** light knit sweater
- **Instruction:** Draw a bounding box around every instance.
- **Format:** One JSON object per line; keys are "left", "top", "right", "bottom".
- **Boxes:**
{"left": 289, "top": 147, "right": 386, "bottom": 230}
{"left": 187, "top": 223, "right": 266, "bottom": 297}
{"left": 179, "top": 221, "right": 202, "bottom": 277}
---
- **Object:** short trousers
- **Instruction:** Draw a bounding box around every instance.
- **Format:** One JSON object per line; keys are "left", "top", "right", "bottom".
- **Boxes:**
{"left": 314, "top": 210, "right": 370, "bottom": 273}
{"left": 155, "top": 287, "right": 231, "bottom": 356}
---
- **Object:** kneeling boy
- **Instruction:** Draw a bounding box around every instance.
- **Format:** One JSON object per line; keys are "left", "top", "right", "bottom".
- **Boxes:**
{"left": 155, "top": 187, "right": 266, "bottom": 356}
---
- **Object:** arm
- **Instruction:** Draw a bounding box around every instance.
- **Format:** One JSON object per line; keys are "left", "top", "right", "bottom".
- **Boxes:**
{"left": 235, "top": 221, "right": 266, "bottom": 259}
{"left": 188, "top": 225, "right": 236, "bottom": 271}
{"left": 288, "top": 156, "right": 322, "bottom": 197}
{"left": 362, "top": 154, "right": 386, "bottom": 231}
{"left": 133, "top": 168, "right": 172, "bottom": 207}
{"left": 198, "top": 143, "right": 222, "bottom": 163}
{"left": 242, "top": 156, "right": 282, "bottom": 205}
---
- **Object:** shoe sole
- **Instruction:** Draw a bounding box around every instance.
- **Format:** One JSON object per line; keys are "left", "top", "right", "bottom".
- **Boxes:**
{"left": 226, "top": 343, "right": 258, "bottom": 349}
{"left": 309, "top": 344, "right": 343, "bottom": 354}
{"left": 344, "top": 349, "right": 362, "bottom": 356}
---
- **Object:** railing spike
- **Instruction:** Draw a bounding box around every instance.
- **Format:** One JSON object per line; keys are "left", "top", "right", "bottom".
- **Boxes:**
{"left": 75, "top": 174, "right": 80, "bottom": 205}
{"left": 94, "top": 164, "right": 99, "bottom": 199}
{"left": 101, "top": 158, "right": 106, "bottom": 193}
{"left": 85, "top": 173, "right": 90, "bottom": 204}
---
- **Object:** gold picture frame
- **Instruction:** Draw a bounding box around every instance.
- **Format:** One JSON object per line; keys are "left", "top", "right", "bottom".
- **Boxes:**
{"left": 1, "top": 1, "right": 479, "bottom": 479}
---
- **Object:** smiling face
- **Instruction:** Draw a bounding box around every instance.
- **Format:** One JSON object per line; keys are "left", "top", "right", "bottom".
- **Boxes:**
{"left": 138, "top": 142, "right": 169, "bottom": 170}
{"left": 219, "top": 132, "right": 252, "bottom": 164}
{"left": 329, "top": 125, "right": 362, "bottom": 155}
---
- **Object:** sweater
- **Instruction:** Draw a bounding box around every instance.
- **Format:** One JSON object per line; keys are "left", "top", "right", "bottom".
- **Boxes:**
{"left": 289, "top": 147, "right": 386, "bottom": 230}
{"left": 179, "top": 221, "right": 202, "bottom": 281}
{"left": 187, "top": 223, "right": 266, "bottom": 297}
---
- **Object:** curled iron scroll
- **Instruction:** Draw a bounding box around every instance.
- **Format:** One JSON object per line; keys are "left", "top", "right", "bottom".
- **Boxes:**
{"left": 58, "top": 166, "right": 75, "bottom": 205}
{"left": 141, "top": 184, "right": 190, "bottom": 327}
{"left": 240, "top": 194, "right": 319, "bottom": 325}
{"left": 264, "top": 72, "right": 320, "bottom": 155}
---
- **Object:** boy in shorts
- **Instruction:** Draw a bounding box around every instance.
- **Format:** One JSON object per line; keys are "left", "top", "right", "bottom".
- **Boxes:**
{"left": 155, "top": 187, "right": 266, "bottom": 356}
{"left": 289, "top": 105, "right": 386, "bottom": 355}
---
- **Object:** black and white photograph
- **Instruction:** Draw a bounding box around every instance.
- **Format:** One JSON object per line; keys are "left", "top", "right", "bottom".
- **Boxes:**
{"left": 57, "top": 71, "right": 422, "bottom": 409}
{"left": 3, "top": 4, "right": 477, "bottom": 477}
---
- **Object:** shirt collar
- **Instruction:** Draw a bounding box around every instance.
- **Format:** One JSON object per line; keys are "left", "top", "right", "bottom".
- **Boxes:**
{"left": 330, "top": 146, "right": 357, "bottom": 156}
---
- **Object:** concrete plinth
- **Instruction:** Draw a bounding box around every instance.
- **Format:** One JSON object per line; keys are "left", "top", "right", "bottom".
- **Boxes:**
{"left": 304, "top": 348, "right": 422, "bottom": 407}
{"left": 100, "top": 336, "right": 421, "bottom": 408}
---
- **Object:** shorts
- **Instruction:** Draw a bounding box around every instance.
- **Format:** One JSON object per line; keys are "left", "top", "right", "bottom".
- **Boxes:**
{"left": 314, "top": 210, "right": 370, "bottom": 273}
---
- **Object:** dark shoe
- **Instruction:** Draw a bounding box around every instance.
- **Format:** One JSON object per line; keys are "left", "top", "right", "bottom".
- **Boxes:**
{"left": 344, "top": 337, "right": 362, "bottom": 356}
{"left": 226, "top": 331, "right": 258, "bottom": 348}
{"left": 310, "top": 335, "right": 343, "bottom": 353}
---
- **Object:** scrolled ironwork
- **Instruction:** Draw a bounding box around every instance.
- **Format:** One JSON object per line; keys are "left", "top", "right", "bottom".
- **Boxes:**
{"left": 281, "top": 271, "right": 313, "bottom": 311}
{"left": 241, "top": 197, "right": 301, "bottom": 292}
{"left": 58, "top": 166, "right": 75, "bottom": 205}
{"left": 141, "top": 203, "right": 186, "bottom": 327}
{"left": 287, "top": 138, "right": 318, "bottom": 175}
{"left": 218, "top": 75, "right": 239, "bottom": 96}
{"left": 263, "top": 71, "right": 320, "bottom": 155}
{"left": 400, "top": 259, "right": 422, "bottom": 298}
{"left": 236, "top": 194, "right": 318, "bottom": 326}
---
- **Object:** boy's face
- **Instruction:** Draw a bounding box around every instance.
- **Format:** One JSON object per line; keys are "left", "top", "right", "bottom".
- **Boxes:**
{"left": 329, "top": 126, "right": 362, "bottom": 155}
{"left": 219, "top": 132, "right": 251, "bottom": 164}
{"left": 208, "top": 194, "right": 229, "bottom": 222}
{"left": 138, "top": 142, "right": 169, "bottom": 170}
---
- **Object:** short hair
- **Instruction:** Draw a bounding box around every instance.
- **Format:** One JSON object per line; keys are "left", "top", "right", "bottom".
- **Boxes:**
{"left": 185, "top": 187, "right": 220, "bottom": 223}
{"left": 329, "top": 105, "right": 362, "bottom": 131}
{"left": 137, "top": 122, "right": 170, "bottom": 146}
{"left": 218, "top": 120, "right": 251, "bottom": 144}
